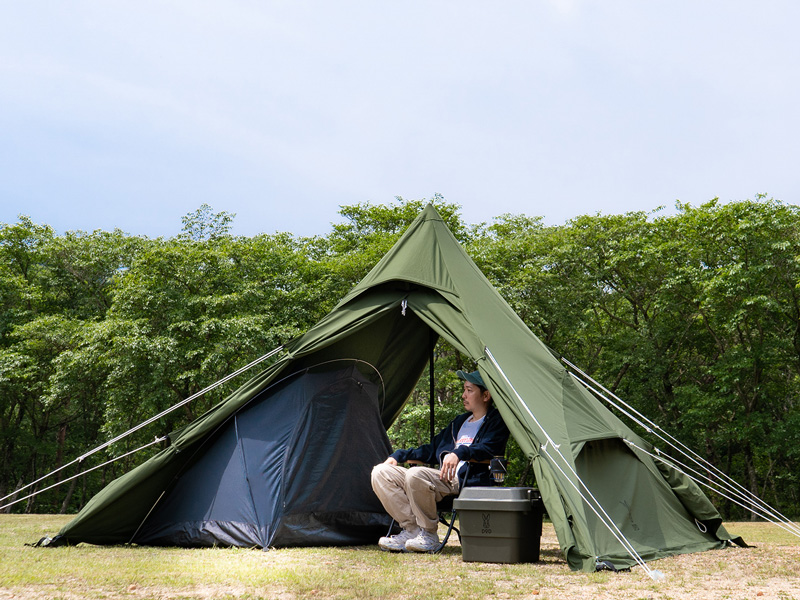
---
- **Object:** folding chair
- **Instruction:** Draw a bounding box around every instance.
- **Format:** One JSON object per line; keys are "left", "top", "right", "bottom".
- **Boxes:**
{"left": 384, "top": 458, "right": 504, "bottom": 554}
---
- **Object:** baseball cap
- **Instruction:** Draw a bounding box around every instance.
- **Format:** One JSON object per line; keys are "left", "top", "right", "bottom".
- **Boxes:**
{"left": 457, "top": 369, "right": 485, "bottom": 388}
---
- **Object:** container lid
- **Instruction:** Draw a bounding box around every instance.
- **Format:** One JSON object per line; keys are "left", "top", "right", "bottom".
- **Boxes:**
{"left": 453, "top": 487, "right": 542, "bottom": 512}
{"left": 456, "top": 486, "right": 539, "bottom": 501}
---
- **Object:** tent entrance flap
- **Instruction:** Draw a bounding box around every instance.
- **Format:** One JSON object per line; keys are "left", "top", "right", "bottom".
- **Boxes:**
{"left": 575, "top": 438, "right": 727, "bottom": 567}
{"left": 275, "top": 363, "right": 393, "bottom": 546}
{"left": 133, "top": 362, "right": 392, "bottom": 548}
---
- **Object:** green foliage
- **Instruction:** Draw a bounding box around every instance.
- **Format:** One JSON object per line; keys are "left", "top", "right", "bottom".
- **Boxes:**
{"left": 179, "top": 203, "right": 235, "bottom": 241}
{"left": 2, "top": 196, "right": 800, "bottom": 520}
{"left": 319, "top": 195, "right": 466, "bottom": 297}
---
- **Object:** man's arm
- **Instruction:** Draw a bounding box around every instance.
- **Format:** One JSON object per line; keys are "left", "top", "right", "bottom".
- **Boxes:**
{"left": 451, "top": 410, "right": 509, "bottom": 463}
{"left": 389, "top": 416, "right": 461, "bottom": 465}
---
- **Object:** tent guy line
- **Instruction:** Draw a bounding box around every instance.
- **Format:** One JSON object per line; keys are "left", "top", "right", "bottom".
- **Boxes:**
{"left": 0, "top": 436, "right": 168, "bottom": 513}
{"left": 624, "top": 439, "right": 800, "bottom": 539}
{"left": 562, "top": 357, "right": 800, "bottom": 539}
{"left": 485, "top": 346, "right": 662, "bottom": 580}
{"left": 645, "top": 443, "right": 800, "bottom": 537}
{"left": 0, "top": 344, "right": 286, "bottom": 507}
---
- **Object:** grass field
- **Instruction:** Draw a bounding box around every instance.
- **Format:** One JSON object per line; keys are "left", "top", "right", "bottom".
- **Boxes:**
{"left": 1, "top": 515, "right": 799, "bottom": 599}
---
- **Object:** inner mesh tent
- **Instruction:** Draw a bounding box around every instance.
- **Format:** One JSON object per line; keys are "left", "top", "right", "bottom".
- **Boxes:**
{"left": 132, "top": 362, "right": 392, "bottom": 548}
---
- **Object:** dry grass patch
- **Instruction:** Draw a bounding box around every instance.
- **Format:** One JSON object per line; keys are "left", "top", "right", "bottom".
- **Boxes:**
{"left": 1, "top": 515, "right": 799, "bottom": 599}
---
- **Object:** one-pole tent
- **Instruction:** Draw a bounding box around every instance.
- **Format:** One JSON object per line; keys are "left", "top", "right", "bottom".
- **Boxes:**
{"left": 46, "top": 204, "right": 740, "bottom": 572}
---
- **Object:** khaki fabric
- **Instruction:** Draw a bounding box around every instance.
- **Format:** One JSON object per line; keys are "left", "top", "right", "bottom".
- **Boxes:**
{"left": 371, "top": 464, "right": 458, "bottom": 534}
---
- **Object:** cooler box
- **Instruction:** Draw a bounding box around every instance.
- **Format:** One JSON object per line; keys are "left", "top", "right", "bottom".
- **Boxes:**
{"left": 453, "top": 486, "right": 543, "bottom": 563}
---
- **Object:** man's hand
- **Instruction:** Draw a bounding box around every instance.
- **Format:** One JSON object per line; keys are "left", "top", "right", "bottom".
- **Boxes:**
{"left": 439, "top": 453, "right": 459, "bottom": 481}
{"left": 384, "top": 457, "right": 398, "bottom": 466}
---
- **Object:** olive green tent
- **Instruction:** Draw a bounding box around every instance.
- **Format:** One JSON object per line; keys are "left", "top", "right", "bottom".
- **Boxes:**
{"left": 51, "top": 204, "right": 739, "bottom": 571}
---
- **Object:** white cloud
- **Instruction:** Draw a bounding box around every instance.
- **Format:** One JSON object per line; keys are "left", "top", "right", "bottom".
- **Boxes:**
{"left": 1, "top": 1, "right": 798, "bottom": 236}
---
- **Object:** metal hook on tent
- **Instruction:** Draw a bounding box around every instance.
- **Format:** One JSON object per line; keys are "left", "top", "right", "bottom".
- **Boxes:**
{"left": 541, "top": 440, "right": 560, "bottom": 452}
{"left": 401, "top": 299, "right": 408, "bottom": 316}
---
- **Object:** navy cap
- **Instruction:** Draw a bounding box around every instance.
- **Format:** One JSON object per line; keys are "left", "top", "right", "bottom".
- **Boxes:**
{"left": 457, "top": 369, "right": 485, "bottom": 388}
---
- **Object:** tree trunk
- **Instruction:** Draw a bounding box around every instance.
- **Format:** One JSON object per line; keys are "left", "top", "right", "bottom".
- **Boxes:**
{"left": 743, "top": 444, "right": 759, "bottom": 522}
{"left": 60, "top": 477, "right": 77, "bottom": 514}
{"left": 1, "top": 478, "right": 25, "bottom": 514}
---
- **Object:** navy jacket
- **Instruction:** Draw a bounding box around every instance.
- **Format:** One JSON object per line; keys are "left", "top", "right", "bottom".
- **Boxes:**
{"left": 389, "top": 406, "right": 510, "bottom": 488}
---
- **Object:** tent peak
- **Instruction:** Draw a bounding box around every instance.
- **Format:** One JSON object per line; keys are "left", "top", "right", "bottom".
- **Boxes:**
{"left": 420, "top": 203, "right": 445, "bottom": 221}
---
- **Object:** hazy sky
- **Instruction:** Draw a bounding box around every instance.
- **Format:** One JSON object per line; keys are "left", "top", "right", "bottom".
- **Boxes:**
{"left": 1, "top": 2, "right": 798, "bottom": 238}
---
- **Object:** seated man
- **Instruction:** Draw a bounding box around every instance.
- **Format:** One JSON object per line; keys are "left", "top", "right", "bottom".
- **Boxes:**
{"left": 371, "top": 369, "right": 510, "bottom": 552}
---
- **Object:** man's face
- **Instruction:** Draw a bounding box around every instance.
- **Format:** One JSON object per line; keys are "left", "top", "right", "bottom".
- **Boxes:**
{"left": 462, "top": 382, "right": 489, "bottom": 413}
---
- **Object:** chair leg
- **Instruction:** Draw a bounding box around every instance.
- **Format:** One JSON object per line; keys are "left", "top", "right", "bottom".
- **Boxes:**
{"left": 385, "top": 514, "right": 457, "bottom": 554}
{"left": 430, "top": 510, "right": 458, "bottom": 554}
{"left": 385, "top": 518, "right": 398, "bottom": 537}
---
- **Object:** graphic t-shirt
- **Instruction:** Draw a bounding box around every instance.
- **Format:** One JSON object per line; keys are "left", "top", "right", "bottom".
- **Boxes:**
{"left": 453, "top": 415, "right": 485, "bottom": 483}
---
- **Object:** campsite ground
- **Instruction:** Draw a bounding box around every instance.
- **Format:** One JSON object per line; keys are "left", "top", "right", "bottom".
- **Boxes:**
{"left": 1, "top": 515, "right": 799, "bottom": 600}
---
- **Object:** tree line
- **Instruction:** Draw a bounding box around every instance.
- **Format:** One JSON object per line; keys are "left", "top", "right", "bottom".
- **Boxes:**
{"left": 1, "top": 196, "right": 798, "bottom": 519}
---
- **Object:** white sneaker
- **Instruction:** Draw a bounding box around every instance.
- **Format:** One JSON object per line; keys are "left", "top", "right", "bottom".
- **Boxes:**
{"left": 378, "top": 528, "right": 419, "bottom": 552}
{"left": 404, "top": 530, "right": 440, "bottom": 552}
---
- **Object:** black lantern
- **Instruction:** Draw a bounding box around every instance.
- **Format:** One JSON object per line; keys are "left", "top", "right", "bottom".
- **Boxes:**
{"left": 490, "top": 456, "right": 508, "bottom": 484}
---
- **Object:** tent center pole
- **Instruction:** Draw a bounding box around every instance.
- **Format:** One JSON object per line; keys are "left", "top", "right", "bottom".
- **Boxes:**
{"left": 429, "top": 332, "right": 435, "bottom": 448}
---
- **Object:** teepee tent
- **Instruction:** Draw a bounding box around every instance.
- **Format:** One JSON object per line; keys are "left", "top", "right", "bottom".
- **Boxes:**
{"left": 50, "top": 204, "right": 739, "bottom": 571}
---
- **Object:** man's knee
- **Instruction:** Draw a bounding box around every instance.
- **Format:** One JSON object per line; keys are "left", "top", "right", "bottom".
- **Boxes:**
{"left": 371, "top": 463, "right": 401, "bottom": 488}
{"left": 371, "top": 463, "right": 388, "bottom": 483}
{"left": 405, "top": 466, "right": 435, "bottom": 492}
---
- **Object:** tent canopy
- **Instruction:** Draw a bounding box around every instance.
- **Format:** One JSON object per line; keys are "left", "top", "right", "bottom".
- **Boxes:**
{"left": 54, "top": 204, "right": 737, "bottom": 571}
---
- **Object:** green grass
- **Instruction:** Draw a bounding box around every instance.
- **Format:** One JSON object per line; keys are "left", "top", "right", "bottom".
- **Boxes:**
{"left": 2, "top": 515, "right": 800, "bottom": 599}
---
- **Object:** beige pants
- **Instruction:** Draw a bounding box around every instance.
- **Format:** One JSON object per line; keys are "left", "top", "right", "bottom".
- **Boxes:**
{"left": 371, "top": 464, "right": 460, "bottom": 534}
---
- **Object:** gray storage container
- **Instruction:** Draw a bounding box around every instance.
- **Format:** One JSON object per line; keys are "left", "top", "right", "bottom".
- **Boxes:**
{"left": 453, "top": 487, "right": 543, "bottom": 563}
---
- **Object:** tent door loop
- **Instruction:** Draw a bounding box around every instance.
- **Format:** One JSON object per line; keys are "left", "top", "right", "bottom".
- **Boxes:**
{"left": 695, "top": 518, "right": 708, "bottom": 533}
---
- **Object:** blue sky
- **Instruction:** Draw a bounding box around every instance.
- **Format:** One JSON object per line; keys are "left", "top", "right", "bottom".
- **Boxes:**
{"left": 1, "top": 2, "right": 798, "bottom": 238}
